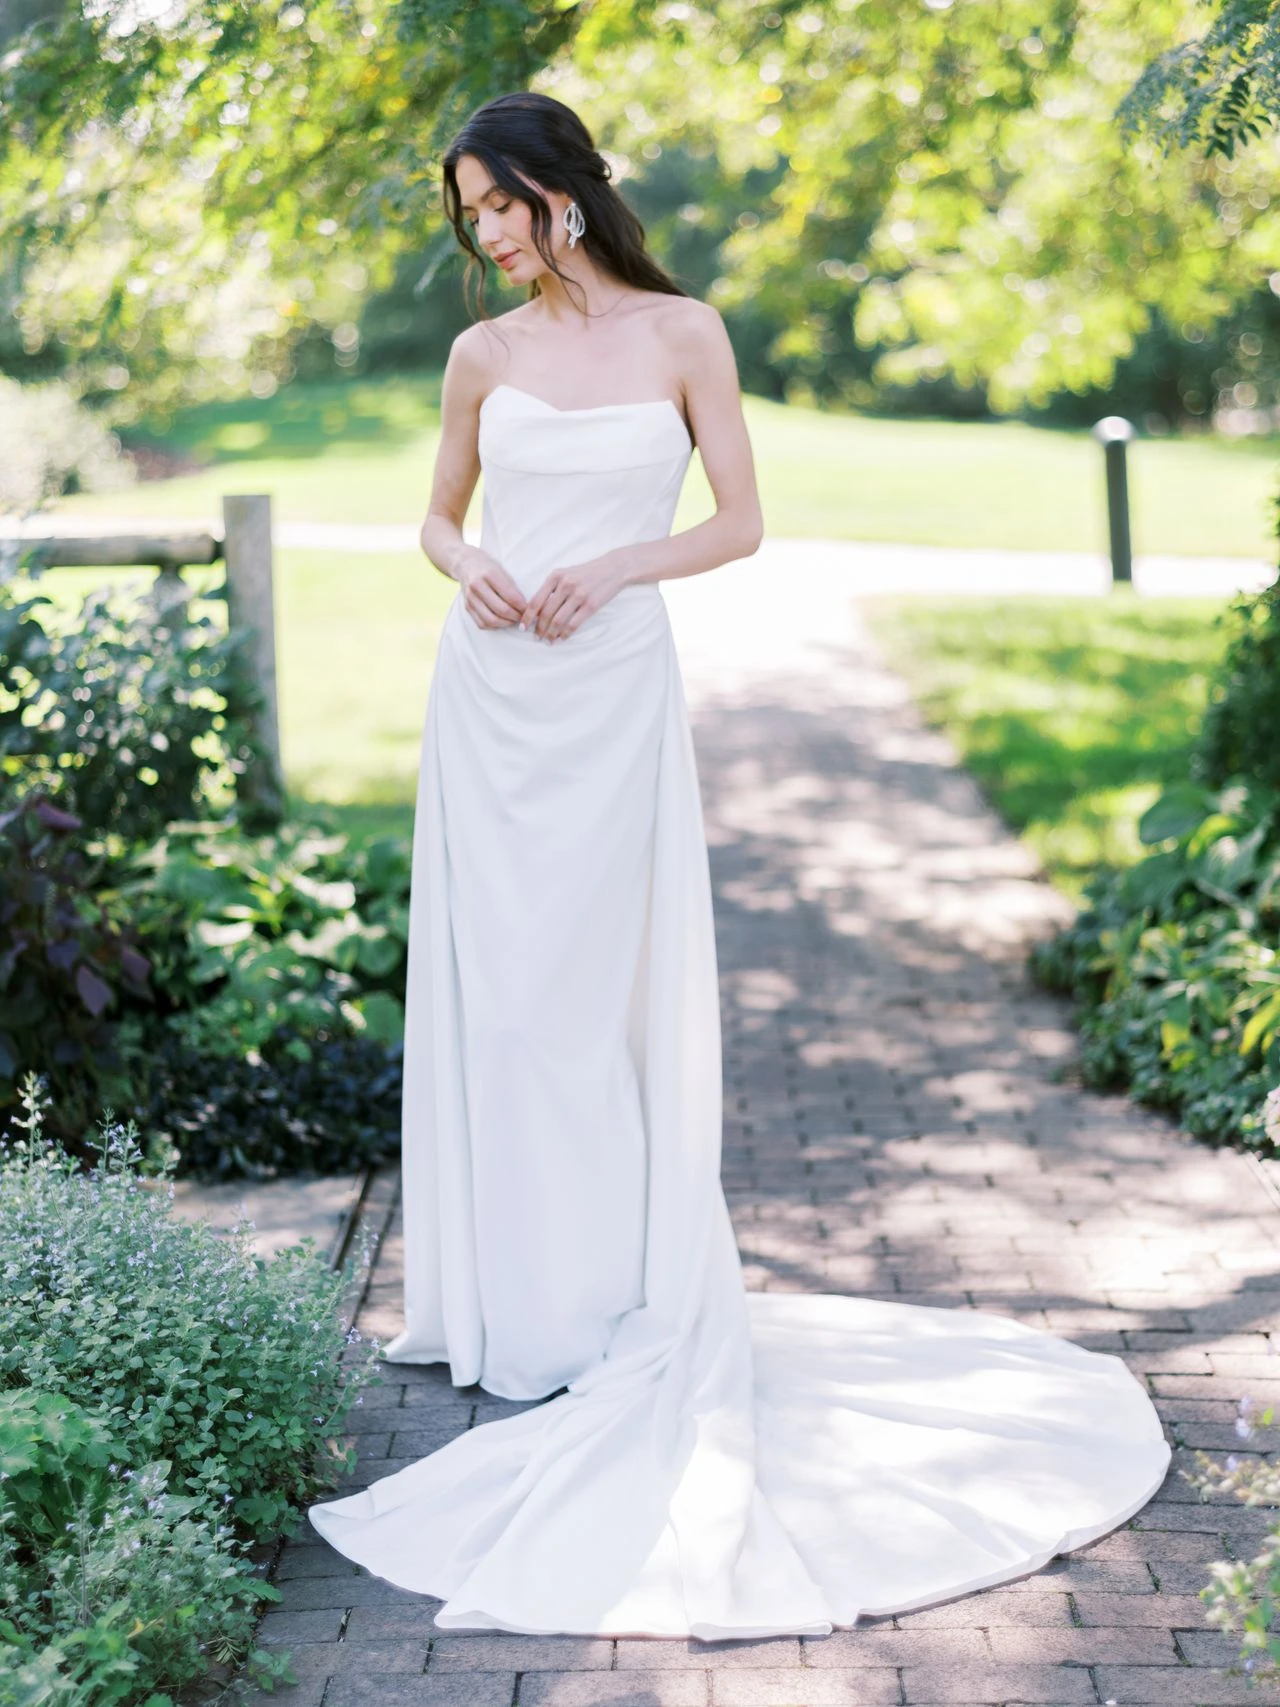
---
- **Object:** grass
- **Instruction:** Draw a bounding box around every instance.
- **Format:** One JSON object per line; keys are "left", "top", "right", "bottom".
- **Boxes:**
{"left": 31, "top": 553, "right": 455, "bottom": 846}
{"left": 32, "top": 559, "right": 1248, "bottom": 892}
{"left": 30, "top": 372, "right": 1271, "bottom": 878}
{"left": 861, "top": 593, "right": 1236, "bottom": 902}
{"left": 43, "top": 372, "right": 1280, "bottom": 559}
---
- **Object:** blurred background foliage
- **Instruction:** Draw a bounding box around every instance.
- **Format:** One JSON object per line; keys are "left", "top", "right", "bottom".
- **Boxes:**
{"left": 5, "top": 0, "right": 1280, "bottom": 437}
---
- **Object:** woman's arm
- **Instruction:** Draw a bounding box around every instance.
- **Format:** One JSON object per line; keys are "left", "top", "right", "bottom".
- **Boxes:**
{"left": 522, "top": 301, "right": 763, "bottom": 641}
{"left": 420, "top": 327, "right": 528, "bottom": 629}
{"left": 623, "top": 299, "right": 764, "bottom": 584}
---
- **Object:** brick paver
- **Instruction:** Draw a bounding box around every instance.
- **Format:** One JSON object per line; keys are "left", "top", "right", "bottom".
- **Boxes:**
{"left": 251, "top": 578, "right": 1280, "bottom": 1706}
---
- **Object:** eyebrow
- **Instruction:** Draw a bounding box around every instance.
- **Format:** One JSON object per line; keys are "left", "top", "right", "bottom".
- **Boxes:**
{"left": 459, "top": 185, "right": 503, "bottom": 217}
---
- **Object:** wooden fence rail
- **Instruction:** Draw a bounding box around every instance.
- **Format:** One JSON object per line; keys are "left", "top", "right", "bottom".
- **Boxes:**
{"left": 15, "top": 493, "right": 284, "bottom": 815}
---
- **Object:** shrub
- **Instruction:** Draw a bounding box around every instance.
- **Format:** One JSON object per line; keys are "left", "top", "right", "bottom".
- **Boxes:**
{"left": 1, "top": 789, "right": 411, "bottom": 1176}
{"left": 1196, "top": 571, "right": 1280, "bottom": 795}
{"left": 1035, "top": 570, "right": 1280, "bottom": 1153}
{"left": 114, "top": 816, "right": 410, "bottom": 1060}
{"left": 0, "top": 1392, "right": 282, "bottom": 1707}
{"left": 0, "top": 524, "right": 409, "bottom": 1182}
{"left": 0, "top": 1081, "right": 379, "bottom": 1541}
{"left": 0, "top": 1078, "right": 379, "bottom": 1702}
{"left": 102, "top": 815, "right": 410, "bottom": 1177}
{"left": 1033, "top": 778, "right": 1280, "bottom": 1149}
{"left": 125, "top": 1020, "right": 403, "bottom": 1179}
{"left": 0, "top": 795, "right": 152, "bottom": 1149}
{"left": 1182, "top": 1379, "right": 1280, "bottom": 1679}
{"left": 0, "top": 571, "right": 268, "bottom": 845}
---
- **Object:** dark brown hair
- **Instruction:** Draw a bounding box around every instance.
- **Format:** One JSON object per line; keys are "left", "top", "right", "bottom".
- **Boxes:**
{"left": 442, "top": 90, "right": 689, "bottom": 318}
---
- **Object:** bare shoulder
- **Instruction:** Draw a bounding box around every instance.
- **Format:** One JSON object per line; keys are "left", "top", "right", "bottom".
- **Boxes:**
{"left": 653, "top": 294, "right": 727, "bottom": 357}
{"left": 448, "top": 316, "right": 512, "bottom": 388}
{"left": 650, "top": 295, "right": 738, "bottom": 405}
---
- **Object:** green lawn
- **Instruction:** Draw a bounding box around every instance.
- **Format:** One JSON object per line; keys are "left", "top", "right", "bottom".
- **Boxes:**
{"left": 32, "top": 552, "right": 455, "bottom": 844}
{"left": 32, "top": 555, "right": 1245, "bottom": 889}
{"left": 45, "top": 373, "right": 1280, "bottom": 559}
{"left": 861, "top": 594, "right": 1236, "bottom": 901}
{"left": 29, "top": 374, "right": 1271, "bottom": 875}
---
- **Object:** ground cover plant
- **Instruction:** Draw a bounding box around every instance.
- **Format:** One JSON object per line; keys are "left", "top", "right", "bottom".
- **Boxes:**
{"left": 0, "top": 558, "right": 409, "bottom": 1175}
{"left": 1181, "top": 1325, "right": 1280, "bottom": 1680}
{"left": 867, "top": 581, "right": 1280, "bottom": 1154}
{"left": 0, "top": 1075, "right": 379, "bottom": 1703}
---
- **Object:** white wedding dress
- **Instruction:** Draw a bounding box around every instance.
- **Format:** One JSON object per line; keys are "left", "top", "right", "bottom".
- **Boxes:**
{"left": 308, "top": 382, "right": 1171, "bottom": 1638}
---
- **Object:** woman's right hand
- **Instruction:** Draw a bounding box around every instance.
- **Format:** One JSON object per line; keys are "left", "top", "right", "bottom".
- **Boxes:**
{"left": 456, "top": 546, "right": 527, "bottom": 630}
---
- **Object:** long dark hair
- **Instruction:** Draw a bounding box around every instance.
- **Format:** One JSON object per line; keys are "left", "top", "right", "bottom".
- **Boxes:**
{"left": 441, "top": 91, "right": 689, "bottom": 319}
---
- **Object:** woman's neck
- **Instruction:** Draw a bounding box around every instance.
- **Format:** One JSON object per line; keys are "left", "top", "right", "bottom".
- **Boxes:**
{"left": 531, "top": 258, "right": 631, "bottom": 326}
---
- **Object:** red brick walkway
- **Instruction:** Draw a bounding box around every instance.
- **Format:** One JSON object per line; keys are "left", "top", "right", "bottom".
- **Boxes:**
{"left": 255, "top": 582, "right": 1280, "bottom": 1707}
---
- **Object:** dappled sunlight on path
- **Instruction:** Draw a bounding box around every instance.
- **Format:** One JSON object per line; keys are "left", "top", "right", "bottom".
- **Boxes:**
{"left": 258, "top": 557, "right": 1280, "bottom": 1706}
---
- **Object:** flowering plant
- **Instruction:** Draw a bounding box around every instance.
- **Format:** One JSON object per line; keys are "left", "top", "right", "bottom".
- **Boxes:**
{"left": 1185, "top": 1390, "right": 1280, "bottom": 1676}
{"left": 0, "top": 1072, "right": 380, "bottom": 1703}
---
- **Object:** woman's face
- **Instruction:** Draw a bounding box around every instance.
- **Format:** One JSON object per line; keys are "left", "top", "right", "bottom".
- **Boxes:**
{"left": 454, "top": 152, "right": 570, "bottom": 286}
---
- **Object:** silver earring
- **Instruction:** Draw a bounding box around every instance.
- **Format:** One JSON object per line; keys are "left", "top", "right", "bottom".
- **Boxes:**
{"left": 563, "top": 200, "right": 586, "bottom": 248}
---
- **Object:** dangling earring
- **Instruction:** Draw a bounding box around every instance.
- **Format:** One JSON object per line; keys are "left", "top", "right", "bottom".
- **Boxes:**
{"left": 563, "top": 200, "right": 586, "bottom": 248}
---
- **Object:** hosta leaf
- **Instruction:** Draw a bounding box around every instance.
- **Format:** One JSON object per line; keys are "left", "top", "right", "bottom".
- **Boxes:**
{"left": 354, "top": 930, "right": 403, "bottom": 977}
{"left": 289, "top": 873, "right": 357, "bottom": 912}
{"left": 1241, "top": 991, "right": 1280, "bottom": 1058}
{"left": 349, "top": 990, "right": 405, "bottom": 1045}
{"left": 1121, "top": 850, "right": 1186, "bottom": 913}
{"left": 1187, "top": 814, "right": 1239, "bottom": 858}
{"left": 194, "top": 919, "right": 257, "bottom": 949}
{"left": 1138, "top": 785, "right": 1213, "bottom": 845}
{"left": 363, "top": 836, "right": 410, "bottom": 893}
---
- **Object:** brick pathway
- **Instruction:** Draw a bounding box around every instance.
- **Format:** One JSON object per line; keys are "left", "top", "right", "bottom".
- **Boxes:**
{"left": 254, "top": 572, "right": 1280, "bottom": 1706}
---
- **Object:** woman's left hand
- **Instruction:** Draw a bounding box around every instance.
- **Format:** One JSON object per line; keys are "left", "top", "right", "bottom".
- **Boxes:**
{"left": 521, "top": 551, "right": 630, "bottom": 642}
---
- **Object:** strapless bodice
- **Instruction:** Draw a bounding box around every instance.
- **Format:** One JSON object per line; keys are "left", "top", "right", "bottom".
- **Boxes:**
{"left": 476, "top": 384, "right": 693, "bottom": 602}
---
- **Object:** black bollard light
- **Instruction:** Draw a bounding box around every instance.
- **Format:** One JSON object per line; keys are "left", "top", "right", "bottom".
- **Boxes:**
{"left": 1091, "top": 415, "right": 1136, "bottom": 587}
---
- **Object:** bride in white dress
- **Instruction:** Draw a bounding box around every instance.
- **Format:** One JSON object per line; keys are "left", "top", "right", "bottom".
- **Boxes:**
{"left": 309, "top": 89, "right": 1170, "bottom": 1639}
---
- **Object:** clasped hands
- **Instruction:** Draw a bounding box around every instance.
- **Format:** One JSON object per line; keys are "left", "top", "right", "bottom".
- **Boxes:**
{"left": 458, "top": 546, "right": 629, "bottom": 642}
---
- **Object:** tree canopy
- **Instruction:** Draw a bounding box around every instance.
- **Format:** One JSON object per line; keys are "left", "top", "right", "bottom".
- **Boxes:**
{"left": 558, "top": 0, "right": 1280, "bottom": 417}
{"left": 5, "top": 0, "right": 1280, "bottom": 428}
{"left": 0, "top": 0, "right": 587, "bottom": 416}
{"left": 1120, "top": 0, "right": 1280, "bottom": 158}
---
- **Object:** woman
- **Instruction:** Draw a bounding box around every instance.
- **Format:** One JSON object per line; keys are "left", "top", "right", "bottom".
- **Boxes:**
{"left": 309, "top": 90, "right": 1170, "bottom": 1639}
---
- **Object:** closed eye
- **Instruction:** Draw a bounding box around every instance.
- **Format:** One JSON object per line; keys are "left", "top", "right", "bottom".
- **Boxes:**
{"left": 465, "top": 201, "right": 513, "bottom": 228}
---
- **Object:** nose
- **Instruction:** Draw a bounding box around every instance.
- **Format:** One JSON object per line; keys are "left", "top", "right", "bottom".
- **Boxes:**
{"left": 477, "top": 209, "right": 505, "bottom": 248}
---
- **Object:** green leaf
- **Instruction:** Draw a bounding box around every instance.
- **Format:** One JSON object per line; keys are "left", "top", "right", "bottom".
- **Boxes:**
{"left": 350, "top": 991, "right": 404, "bottom": 1046}
{"left": 1138, "top": 785, "right": 1213, "bottom": 846}
{"left": 1241, "top": 990, "right": 1280, "bottom": 1057}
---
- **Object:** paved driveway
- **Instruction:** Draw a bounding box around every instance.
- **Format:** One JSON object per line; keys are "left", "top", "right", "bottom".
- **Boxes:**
{"left": 255, "top": 567, "right": 1280, "bottom": 1707}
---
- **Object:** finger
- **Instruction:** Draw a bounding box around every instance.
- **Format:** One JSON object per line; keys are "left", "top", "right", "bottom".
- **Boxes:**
{"left": 536, "top": 584, "right": 576, "bottom": 638}
{"left": 466, "top": 587, "right": 508, "bottom": 629}
{"left": 547, "top": 592, "right": 587, "bottom": 641}
{"left": 482, "top": 579, "right": 525, "bottom": 623}
{"left": 473, "top": 582, "right": 520, "bottom": 626}
{"left": 521, "top": 580, "right": 556, "bottom": 630}
{"left": 492, "top": 571, "right": 528, "bottom": 618}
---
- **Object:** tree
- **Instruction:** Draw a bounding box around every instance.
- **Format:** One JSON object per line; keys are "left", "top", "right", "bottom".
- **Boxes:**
{"left": 0, "top": 0, "right": 588, "bottom": 417}
{"left": 1121, "top": 0, "right": 1280, "bottom": 159}
{"left": 559, "top": 0, "right": 1280, "bottom": 417}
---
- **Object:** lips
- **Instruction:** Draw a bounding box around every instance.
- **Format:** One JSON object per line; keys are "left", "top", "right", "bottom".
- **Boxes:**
{"left": 493, "top": 251, "right": 519, "bottom": 269}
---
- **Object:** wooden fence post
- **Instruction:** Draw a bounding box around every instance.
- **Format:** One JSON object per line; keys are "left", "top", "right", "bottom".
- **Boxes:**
{"left": 222, "top": 494, "right": 285, "bottom": 817}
